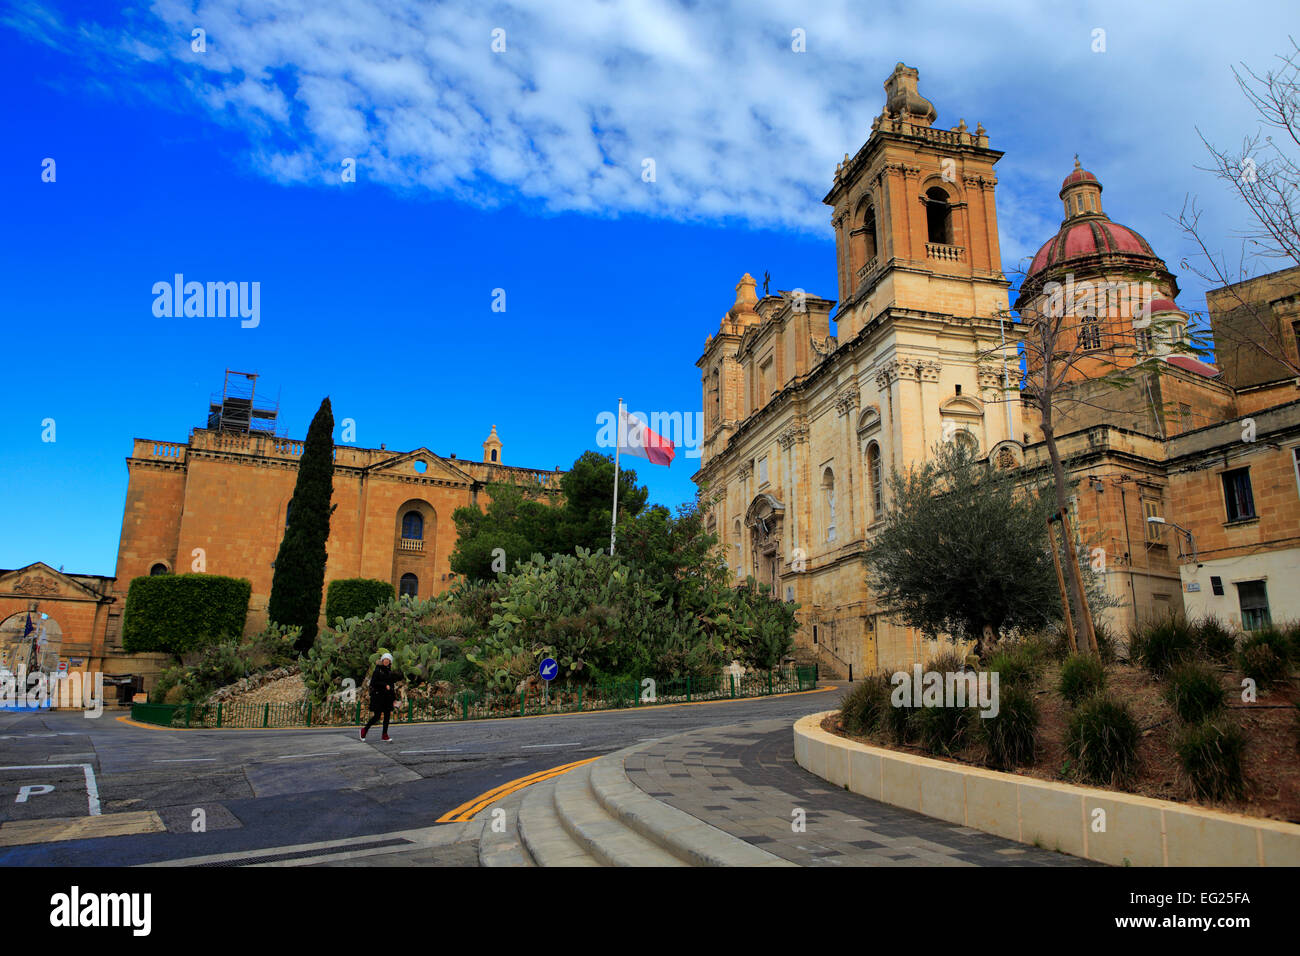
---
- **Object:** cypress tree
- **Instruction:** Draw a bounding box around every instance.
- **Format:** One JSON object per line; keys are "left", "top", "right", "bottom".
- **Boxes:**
{"left": 268, "top": 397, "right": 335, "bottom": 651}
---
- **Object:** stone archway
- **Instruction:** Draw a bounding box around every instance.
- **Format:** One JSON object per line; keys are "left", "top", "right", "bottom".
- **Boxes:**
{"left": 745, "top": 494, "right": 785, "bottom": 593}
{"left": 0, "top": 612, "right": 62, "bottom": 672}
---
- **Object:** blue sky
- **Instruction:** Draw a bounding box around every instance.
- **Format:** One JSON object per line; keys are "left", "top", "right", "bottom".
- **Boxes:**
{"left": 0, "top": 0, "right": 1293, "bottom": 576}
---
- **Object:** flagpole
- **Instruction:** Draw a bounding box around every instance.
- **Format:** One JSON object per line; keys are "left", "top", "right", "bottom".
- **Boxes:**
{"left": 610, "top": 398, "right": 622, "bottom": 556}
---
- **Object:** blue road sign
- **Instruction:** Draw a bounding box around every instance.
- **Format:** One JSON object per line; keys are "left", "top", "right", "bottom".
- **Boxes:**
{"left": 539, "top": 658, "right": 558, "bottom": 681}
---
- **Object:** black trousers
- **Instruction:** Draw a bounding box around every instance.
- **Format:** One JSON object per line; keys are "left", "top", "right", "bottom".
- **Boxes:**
{"left": 363, "top": 705, "right": 392, "bottom": 735}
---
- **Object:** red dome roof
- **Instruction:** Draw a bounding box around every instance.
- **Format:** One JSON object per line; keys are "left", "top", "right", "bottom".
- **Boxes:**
{"left": 1061, "top": 167, "right": 1099, "bottom": 191}
{"left": 1146, "top": 298, "right": 1180, "bottom": 313}
{"left": 1027, "top": 219, "right": 1161, "bottom": 278}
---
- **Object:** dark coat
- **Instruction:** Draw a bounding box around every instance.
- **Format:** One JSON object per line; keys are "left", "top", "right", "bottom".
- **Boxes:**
{"left": 369, "top": 663, "right": 397, "bottom": 711}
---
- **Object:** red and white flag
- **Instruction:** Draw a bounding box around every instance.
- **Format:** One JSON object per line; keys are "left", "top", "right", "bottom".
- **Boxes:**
{"left": 619, "top": 406, "right": 675, "bottom": 467}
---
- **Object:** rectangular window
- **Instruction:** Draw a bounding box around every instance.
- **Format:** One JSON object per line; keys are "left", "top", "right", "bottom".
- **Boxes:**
{"left": 1237, "top": 580, "right": 1271, "bottom": 630}
{"left": 760, "top": 358, "right": 774, "bottom": 404}
{"left": 1221, "top": 468, "right": 1256, "bottom": 522}
{"left": 758, "top": 456, "right": 768, "bottom": 486}
{"left": 1178, "top": 403, "right": 1192, "bottom": 430}
{"left": 1210, "top": 576, "right": 1224, "bottom": 596}
{"left": 1142, "top": 498, "right": 1162, "bottom": 542}
{"left": 1136, "top": 328, "right": 1153, "bottom": 353}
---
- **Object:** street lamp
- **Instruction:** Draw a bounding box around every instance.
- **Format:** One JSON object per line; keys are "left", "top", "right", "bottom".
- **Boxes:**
{"left": 1146, "top": 516, "right": 1198, "bottom": 565}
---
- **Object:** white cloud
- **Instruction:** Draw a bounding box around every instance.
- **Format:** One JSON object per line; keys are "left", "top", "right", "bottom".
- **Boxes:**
{"left": 16, "top": 0, "right": 1298, "bottom": 306}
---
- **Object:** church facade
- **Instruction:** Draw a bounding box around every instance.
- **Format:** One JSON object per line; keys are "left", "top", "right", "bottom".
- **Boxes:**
{"left": 694, "top": 64, "right": 1300, "bottom": 677}
{"left": 693, "top": 64, "right": 1023, "bottom": 675}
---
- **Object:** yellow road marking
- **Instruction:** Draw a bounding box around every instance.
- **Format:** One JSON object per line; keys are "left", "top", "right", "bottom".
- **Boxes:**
{"left": 116, "top": 683, "right": 835, "bottom": 733}
{"left": 0, "top": 810, "right": 166, "bottom": 847}
{"left": 436, "top": 756, "right": 600, "bottom": 823}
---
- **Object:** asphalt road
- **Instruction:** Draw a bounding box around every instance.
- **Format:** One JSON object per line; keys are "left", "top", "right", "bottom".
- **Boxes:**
{"left": 0, "top": 684, "right": 842, "bottom": 866}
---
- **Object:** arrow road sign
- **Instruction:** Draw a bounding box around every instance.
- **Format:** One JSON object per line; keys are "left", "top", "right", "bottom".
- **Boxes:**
{"left": 539, "top": 658, "right": 558, "bottom": 681}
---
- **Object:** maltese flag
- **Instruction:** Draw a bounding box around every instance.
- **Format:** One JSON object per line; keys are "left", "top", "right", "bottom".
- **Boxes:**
{"left": 619, "top": 406, "right": 675, "bottom": 467}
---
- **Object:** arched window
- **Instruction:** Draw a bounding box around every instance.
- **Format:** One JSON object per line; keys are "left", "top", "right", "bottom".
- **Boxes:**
{"left": 711, "top": 369, "right": 721, "bottom": 426}
{"left": 149, "top": 563, "right": 168, "bottom": 576}
{"left": 399, "top": 573, "right": 418, "bottom": 598}
{"left": 822, "top": 468, "right": 837, "bottom": 542}
{"left": 867, "top": 442, "right": 883, "bottom": 518}
{"left": 285, "top": 500, "right": 293, "bottom": 529}
{"left": 925, "top": 187, "right": 953, "bottom": 245}
{"left": 490, "top": 449, "right": 498, "bottom": 462}
{"left": 1080, "top": 313, "right": 1101, "bottom": 350}
{"left": 863, "top": 204, "right": 878, "bottom": 262}
{"left": 401, "top": 510, "right": 423, "bottom": 540}
{"left": 953, "top": 430, "right": 979, "bottom": 457}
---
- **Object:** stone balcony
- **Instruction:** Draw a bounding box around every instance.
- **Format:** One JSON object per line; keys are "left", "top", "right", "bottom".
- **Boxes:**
{"left": 925, "top": 242, "right": 964, "bottom": 262}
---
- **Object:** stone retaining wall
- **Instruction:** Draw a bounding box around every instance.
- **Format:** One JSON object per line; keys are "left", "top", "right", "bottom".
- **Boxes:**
{"left": 794, "top": 711, "right": 1300, "bottom": 867}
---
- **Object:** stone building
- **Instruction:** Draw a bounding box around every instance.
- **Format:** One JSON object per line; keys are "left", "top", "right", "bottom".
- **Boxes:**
{"left": 694, "top": 63, "right": 1300, "bottom": 676}
{"left": 1, "top": 377, "right": 560, "bottom": 692}
{"left": 693, "top": 63, "right": 1022, "bottom": 676}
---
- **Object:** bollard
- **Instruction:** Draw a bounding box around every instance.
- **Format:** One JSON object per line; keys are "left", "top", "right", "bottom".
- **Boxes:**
{"left": 849, "top": 663, "right": 853, "bottom": 683}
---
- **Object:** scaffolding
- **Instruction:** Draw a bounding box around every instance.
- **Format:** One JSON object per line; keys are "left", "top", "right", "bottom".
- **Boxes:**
{"left": 207, "top": 369, "right": 284, "bottom": 436}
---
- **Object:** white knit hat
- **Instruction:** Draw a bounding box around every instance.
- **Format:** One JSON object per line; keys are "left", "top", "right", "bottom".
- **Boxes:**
{"left": 380, "top": 653, "right": 393, "bottom": 664}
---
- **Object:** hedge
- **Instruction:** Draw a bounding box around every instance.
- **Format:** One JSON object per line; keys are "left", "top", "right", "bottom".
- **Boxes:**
{"left": 326, "top": 578, "right": 395, "bottom": 624}
{"left": 121, "top": 574, "right": 252, "bottom": 656}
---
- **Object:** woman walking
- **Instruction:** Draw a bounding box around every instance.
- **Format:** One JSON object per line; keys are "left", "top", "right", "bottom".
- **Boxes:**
{"left": 360, "top": 652, "right": 398, "bottom": 742}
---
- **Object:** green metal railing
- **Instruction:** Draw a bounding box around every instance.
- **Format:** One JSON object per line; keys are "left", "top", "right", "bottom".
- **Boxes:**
{"left": 130, "top": 666, "right": 818, "bottom": 730}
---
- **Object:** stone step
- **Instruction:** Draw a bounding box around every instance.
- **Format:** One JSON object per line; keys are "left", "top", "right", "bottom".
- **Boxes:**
{"left": 516, "top": 776, "right": 599, "bottom": 867}
{"left": 588, "top": 743, "right": 794, "bottom": 867}
{"left": 477, "top": 790, "right": 534, "bottom": 867}
{"left": 552, "top": 763, "right": 687, "bottom": 867}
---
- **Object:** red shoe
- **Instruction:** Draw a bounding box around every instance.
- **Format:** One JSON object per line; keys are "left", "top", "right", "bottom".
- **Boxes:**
{"left": 360, "top": 728, "right": 367, "bottom": 740}
{"left": 381, "top": 734, "right": 392, "bottom": 742}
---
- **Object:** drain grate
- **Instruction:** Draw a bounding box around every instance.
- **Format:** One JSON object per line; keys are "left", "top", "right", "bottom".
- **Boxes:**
{"left": 192, "top": 837, "right": 413, "bottom": 867}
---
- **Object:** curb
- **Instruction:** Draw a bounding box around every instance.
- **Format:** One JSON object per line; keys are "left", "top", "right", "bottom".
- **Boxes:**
{"left": 588, "top": 739, "right": 795, "bottom": 867}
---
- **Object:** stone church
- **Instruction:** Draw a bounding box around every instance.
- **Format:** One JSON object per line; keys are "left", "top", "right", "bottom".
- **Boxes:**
{"left": 694, "top": 63, "right": 1300, "bottom": 676}
{"left": 0, "top": 377, "right": 561, "bottom": 691}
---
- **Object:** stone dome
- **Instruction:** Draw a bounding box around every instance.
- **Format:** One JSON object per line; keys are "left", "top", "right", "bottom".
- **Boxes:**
{"left": 1025, "top": 160, "right": 1165, "bottom": 282}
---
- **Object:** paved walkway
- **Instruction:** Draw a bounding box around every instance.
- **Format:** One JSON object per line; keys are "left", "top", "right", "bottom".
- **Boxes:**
{"left": 623, "top": 718, "right": 1096, "bottom": 866}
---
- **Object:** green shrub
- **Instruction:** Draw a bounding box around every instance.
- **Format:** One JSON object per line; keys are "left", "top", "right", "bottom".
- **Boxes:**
{"left": 924, "top": 648, "right": 966, "bottom": 676}
{"left": 1175, "top": 719, "right": 1246, "bottom": 801}
{"left": 913, "top": 704, "right": 975, "bottom": 756}
{"left": 840, "top": 674, "right": 891, "bottom": 736}
{"left": 1128, "top": 617, "right": 1195, "bottom": 676}
{"left": 1093, "top": 622, "right": 1119, "bottom": 664}
{"left": 1285, "top": 622, "right": 1300, "bottom": 663}
{"left": 1237, "top": 627, "right": 1292, "bottom": 686}
{"left": 1163, "top": 662, "right": 1226, "bottom": 724}
{"left": 122, "top": 574, "right": 252, "bottom": 657}
{"left": 301, "top": 596, "right": 448, "bottom": 701}
{"left": 1064, "top": 696, "right": 1141, "bottom": 787}
{"left": 981, "top": 682, "right": 1039, "bottom": 768}
{"left": 986, "top": 644, "right": 1039, "bottom": 689}
{"left": 1193, "top": 616, "right": 1236, "bottom": 662}
{"left": 150, "top": 665, "right": 184, "bottom": 704}
{"left": 190, "top": 642, "right": 250, "bottom": 697}
{"left": 240, "top": 621, "right": 301, "bottom": 671}
{"left": 883, "top": 689, "right": 919, "bottom": 745}
{"left": 1058, "top": 653, "right": 1106, "bottom": 706}
{"left": 325, "top": 578, "right": 395, "bottom": 625}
